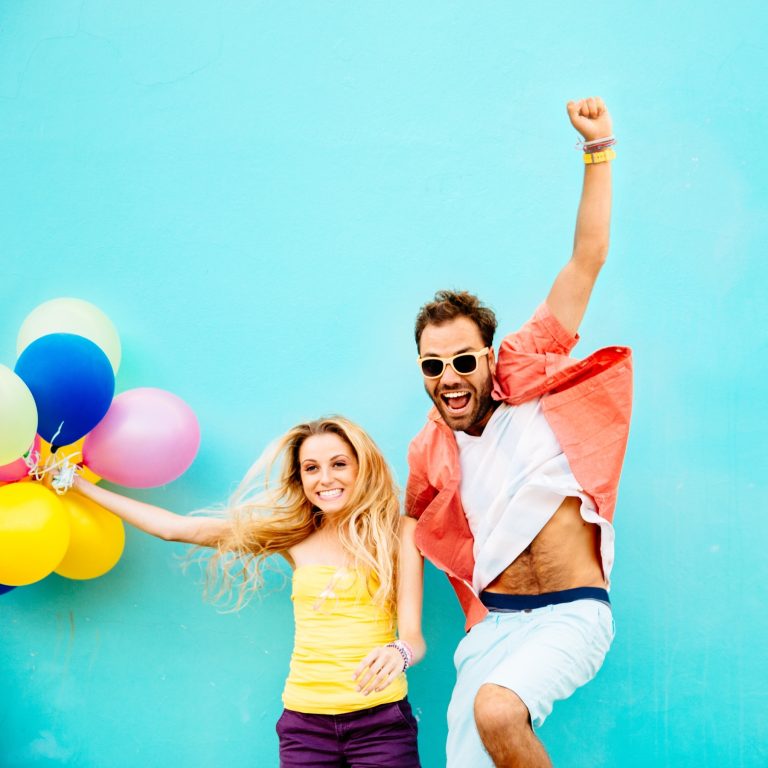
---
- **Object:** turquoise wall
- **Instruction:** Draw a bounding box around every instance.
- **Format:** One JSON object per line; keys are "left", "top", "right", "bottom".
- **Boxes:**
{"left": 2, "top": 2, "right": 766, "bottom": 766}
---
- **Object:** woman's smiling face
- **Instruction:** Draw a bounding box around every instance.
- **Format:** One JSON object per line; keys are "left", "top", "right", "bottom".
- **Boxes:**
{"left": 298, "top": 432, "right": 359, "bottom": 516}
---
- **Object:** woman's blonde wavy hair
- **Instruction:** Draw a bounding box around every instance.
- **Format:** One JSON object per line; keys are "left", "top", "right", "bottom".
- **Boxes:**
{"left": 205, "top": 416, "right": 402, "bottom": 614}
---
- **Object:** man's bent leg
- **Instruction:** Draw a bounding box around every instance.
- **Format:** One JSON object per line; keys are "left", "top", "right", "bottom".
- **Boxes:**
{"left": 446, "top": 614, "right": 515, "bottom": 768}
{"left": 474, "top": 684, "right": 552, "bottom": 768}
{"left": 451, "top": 599, "right": 613, "bottom": 766}
{"left": 447, "top": 600, "right": 613, "bottom": 766}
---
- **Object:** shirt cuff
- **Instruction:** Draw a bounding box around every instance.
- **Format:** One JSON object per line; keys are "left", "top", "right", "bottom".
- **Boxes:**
{"left": 538, "top": 302, "right": 580, "bottom": 352}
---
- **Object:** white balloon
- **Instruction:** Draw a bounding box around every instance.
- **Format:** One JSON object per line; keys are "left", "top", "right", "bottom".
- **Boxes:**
{"left": 17, "top": 298, "right": 121, "bottom": 374}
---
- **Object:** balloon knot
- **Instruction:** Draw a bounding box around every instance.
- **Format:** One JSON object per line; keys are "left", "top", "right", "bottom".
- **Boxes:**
{"left": 51, "top": 461, "right": 78, "bottom": 494}
{"left": 32, "top": 449, "right": 82, "bottom": 495}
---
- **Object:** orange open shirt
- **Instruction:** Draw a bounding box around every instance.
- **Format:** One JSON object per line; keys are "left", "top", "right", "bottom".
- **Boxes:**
{"left": 406, "top": 302, "right": 633, "bottom": 631}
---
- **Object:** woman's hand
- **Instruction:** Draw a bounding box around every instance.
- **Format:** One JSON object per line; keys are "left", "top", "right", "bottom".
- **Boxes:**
{"left": 353, "top": 645, "right": 405, "bottom": 696}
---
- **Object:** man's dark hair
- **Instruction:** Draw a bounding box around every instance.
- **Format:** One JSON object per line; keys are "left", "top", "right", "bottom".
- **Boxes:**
{"left": 414, "top": 290, "right": 498, "bottom": 349}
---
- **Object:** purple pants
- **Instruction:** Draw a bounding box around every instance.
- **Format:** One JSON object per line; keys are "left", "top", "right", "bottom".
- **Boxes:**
{"left": 276, "top": 698, "right": 421, "bottom": 767}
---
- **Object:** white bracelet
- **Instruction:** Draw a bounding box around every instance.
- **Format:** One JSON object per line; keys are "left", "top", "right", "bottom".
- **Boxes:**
{"left": 583, "top": 134, "right": 615, "bottom": 147}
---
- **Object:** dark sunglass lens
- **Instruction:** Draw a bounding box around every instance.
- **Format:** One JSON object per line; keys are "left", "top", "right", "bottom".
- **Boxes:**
{"left": 421, "top": 359, "right": 444, "bottom": 377}
{"left": 452, "top": 354, "right": 478, "bottom": 374}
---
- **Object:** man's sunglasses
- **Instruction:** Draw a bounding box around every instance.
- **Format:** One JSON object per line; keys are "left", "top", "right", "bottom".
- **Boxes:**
{"left": 417, "top": 348, "right": 490, "bottom": 379}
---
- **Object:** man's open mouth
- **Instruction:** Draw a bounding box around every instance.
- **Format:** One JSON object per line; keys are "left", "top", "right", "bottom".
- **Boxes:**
{"left": 441, "top": 390, "right": 471, "bottom": 412}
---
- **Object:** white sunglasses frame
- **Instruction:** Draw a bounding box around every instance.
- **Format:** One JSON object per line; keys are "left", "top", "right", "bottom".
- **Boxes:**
{"left": 417, "top": 347, "right": 490, "bottom": 379}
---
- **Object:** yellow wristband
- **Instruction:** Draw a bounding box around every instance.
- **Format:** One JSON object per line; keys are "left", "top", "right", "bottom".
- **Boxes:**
{"left": 583, "top": 148, "right": 616, "bottom": 165}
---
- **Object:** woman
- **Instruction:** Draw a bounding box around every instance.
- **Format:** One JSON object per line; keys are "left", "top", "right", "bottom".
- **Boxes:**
{"left": 72, "top": 416, "right": 425, "bottom": 767}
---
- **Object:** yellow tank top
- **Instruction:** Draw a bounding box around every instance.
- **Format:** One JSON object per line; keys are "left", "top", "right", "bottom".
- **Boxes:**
{"left": 282, "top": 565, "right": 407, "bottom": 714}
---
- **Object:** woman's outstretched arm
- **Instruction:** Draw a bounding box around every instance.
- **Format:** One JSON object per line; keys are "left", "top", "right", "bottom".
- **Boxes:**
{"left": 72, "top": 475, "right": 231, "bottom": 547}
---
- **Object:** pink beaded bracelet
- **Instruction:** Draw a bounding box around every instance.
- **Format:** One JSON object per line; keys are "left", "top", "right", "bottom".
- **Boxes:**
{"left": 386, "top": 639, "right": 414, "bottom": 670}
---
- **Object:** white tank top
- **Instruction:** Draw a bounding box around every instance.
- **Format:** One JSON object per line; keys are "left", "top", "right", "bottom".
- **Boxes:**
{"left": 454, "top": 398, "right": 614, "bottom": 593}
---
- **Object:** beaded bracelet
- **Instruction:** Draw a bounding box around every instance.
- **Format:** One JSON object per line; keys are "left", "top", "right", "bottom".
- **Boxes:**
{"left": 584, "top": 141, "right": 616, "bottom": 153}
{"left": 386, "top": 639, "right": 414, "bottom": 671}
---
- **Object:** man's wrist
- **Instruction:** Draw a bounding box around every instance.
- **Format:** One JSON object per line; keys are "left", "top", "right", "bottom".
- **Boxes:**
{"left": 578, "top": 136, "right": 617, "bottom": 165}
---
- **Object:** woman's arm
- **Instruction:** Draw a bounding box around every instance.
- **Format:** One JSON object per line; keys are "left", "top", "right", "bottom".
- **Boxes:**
{"left": 354, "top": 516, "right": 426, "bottom": 695}
{"left": 394, "top": 515, "right": 426, "bottom": 664}
{"left": 72, "top": 475, "right": 231, "bottom": 547}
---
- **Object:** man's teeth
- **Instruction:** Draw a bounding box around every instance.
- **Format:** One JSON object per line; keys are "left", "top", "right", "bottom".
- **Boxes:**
{"left": 444, "top": 391, "right": 469, "bottom": 399}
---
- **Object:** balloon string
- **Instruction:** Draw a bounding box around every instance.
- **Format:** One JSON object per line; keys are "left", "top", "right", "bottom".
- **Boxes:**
{"left": 22, "top": 421, "right": 81, "bottom": 493}
{"left": 29, "top": 449, "right": 81, "bottom": 495}
{"left": 24, "top": 448, "right": 40, "bottom": 473}
{"left": 48, "top": 421, "right": 64, "bottom": 452}
{"left": 51, "top": 460, "right": 78, "bottom": 494}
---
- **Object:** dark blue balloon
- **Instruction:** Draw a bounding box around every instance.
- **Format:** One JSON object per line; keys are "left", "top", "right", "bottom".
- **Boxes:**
{"left": 0, "top": 584, "right": 16, "bottom": 595}
{"left": 15, "top": 333, "right": 115, "bottom": 446}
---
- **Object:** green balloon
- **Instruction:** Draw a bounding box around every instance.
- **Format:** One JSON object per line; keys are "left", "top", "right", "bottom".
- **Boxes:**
{"left": 0, "top": 365, "right": 38, "bottom": 465}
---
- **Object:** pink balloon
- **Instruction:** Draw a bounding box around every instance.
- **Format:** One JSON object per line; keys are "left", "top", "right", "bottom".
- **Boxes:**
{"left": 0, "top": 435, "right": 40, "bottom": 483}
{"left": 82, "top": 388, "right": 200, "bottom": 488}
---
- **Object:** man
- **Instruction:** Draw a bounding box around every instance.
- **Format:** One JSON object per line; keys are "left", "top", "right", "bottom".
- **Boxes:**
{"left": 406, "top": 97, "right": 632, "bottom": 767}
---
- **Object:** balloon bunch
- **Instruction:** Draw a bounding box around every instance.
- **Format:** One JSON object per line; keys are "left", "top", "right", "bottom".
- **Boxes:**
{"left": 0, "top": 298, "right": 200, "bottom": 593}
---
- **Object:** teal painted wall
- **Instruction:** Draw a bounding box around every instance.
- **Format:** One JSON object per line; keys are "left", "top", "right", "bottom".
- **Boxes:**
{"left": 2, "top": 2, "right": 766, "bottom": 766}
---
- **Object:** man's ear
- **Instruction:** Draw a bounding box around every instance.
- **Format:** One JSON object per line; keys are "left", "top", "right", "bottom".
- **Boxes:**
{"left": 488, "top": 347, "right": 496, "bottom": 376}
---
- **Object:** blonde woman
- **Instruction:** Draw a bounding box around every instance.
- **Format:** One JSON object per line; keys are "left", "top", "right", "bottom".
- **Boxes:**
{"left": 73, "top": 416, "right": 425, "bottom": 767}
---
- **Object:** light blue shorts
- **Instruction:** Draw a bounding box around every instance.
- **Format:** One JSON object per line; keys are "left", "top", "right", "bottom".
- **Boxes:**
{"left": 446, "top": 598, "right": 615, "bottom": 768}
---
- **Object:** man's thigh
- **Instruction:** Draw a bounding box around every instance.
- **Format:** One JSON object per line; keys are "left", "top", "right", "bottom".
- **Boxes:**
{"left": 446, "top": 599, "right": 614, "bottom": 767}
{"left": 489, "top": 599, "right": 614, "bottom": 727}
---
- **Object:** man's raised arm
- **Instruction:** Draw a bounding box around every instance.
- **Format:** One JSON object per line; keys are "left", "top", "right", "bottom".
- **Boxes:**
{"left": 546, "top": 96, "right": 614, "bottom": 336}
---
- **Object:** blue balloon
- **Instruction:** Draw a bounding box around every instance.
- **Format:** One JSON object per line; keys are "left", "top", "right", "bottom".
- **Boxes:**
{"left": 0, "top": 584, "right": 16, "bottom": 595}
{"left": 15, "top": 333, "right": 115, "bottom": 446}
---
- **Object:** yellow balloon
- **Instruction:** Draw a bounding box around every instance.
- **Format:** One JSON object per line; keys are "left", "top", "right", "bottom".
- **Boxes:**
{"left": 0, "top": 483, "right": 70, "bottom": 586}
{"left": 17, "top": 297, "right": 121, "bottom": 374}
{"left": 55, "top": 492, "right": 125, "bottom": 580}
{"left": 38, "top": 437, "right": 101, "bottom": 484}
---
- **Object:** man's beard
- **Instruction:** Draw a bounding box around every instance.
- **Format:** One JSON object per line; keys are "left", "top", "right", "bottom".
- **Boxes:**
{"left": 430, "top": 375, "right": 495, "bottom": 433}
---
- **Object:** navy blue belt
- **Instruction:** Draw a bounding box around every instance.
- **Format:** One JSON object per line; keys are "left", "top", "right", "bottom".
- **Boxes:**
{"left": 480, "top": 587, "right": 610, "bottom": 612}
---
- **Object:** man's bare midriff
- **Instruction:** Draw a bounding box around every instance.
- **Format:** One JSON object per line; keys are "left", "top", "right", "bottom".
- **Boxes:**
{"left": 485, "top": 496, "right": 605, "bottom": 594}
